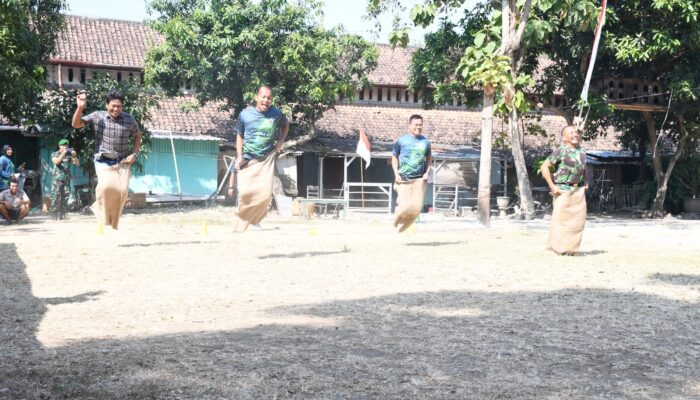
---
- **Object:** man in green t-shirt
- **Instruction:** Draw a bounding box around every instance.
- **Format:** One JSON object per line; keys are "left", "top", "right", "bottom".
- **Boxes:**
{"left": 541, "top": 125, "right": 589, "bottom": 255}
{"left": 51, "top": 139, "right": 79, "bottom": 220}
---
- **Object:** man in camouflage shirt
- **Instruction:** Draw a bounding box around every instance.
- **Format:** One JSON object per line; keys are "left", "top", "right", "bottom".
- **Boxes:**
{"left": 50, "top": 139, "right": 79, "bottom": 220}
{"left": 541, "top": 126, "right": 588, "bottom": 194}
{"left": 541, "top": 125, "right": 589, "bottom": 255}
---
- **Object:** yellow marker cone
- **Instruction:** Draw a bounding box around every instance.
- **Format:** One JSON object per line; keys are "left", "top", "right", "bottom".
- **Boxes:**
{"left": 96, "top": 223, "right": 104, "bottom": 236}
{"left": 308, "top": 226, "right": 318, "bottom": 236}
{"left": 407, "top": 224, "right": 416, "bottom": 235}
{"left": 201, "top": 220, "right": 209, "bottom": 235}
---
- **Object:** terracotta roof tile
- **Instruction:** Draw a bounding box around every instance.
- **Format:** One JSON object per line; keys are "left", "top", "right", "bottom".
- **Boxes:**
{"left": 52, "top": 15, "right": 162, "bottom": 68}
{"left": 367, "top": 44, "right": 415, "bottom": 86}
{"left": 145, "top": 97, "right": 235, "bottom": 142}
{"left": 46, "top": 16, "right": 624, "bottom": 156}
{"left": 315, "top": 104, "right": 622, "bottom": 161}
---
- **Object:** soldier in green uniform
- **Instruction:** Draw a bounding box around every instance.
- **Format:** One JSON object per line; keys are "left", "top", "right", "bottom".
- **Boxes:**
{"left": 541, "top": 125, "right": 589, "bottom": 255}
{"left": 51, "top": 139, "right": 79, "bottom": 220}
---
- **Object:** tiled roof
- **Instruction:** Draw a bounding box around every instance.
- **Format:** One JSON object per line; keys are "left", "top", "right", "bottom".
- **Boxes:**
{"left": 367, "top": 44, "right": 415, "bottom": 86}
{"left": 316, "top": 104, "right": 481, "bottom": 146}
{"left": 314, "top": 104, "right": 622, "bottom": 163}
{"left": 51, "top": 15, "right": 162, "bottom": 68}
{"left": 44, "top": 16, "right": 624, "bottom": 157}
{"left": 52, "top": 17, "right": 413, "bottom": 86}
{"left": 144, "top": 97, "right": 235, "bottom": 142}
{"left": 297, "top": 137, "right": 482, "bottom": 161}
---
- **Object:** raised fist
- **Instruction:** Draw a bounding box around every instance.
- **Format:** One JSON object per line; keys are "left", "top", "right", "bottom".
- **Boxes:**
{"left": 76, "top": 92, "right": 87, "bottom": 108}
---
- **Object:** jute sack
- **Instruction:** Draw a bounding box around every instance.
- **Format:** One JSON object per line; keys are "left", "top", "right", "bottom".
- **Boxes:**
{"left": 92, "top": 162, "right": 131, "bottom": 230}
{"left": 546, "top": 187, "right": 587, "bottom": 254}
{"left": 393, "top": 178, "right": 427, "bottom": 233}
{"left": 233, "top": 154, "right": 276, "bottom": 232}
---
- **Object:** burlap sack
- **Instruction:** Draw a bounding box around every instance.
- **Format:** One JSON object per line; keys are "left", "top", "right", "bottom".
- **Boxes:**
{"left": 393, "top": 178, "right": 427, "bottom": 233}
{"left": 93, "top": 162, "right": 131, "bottom": 230}
{"left": 546, "top": 187, "right": 587, "bottom": 254}
{"left": 233, "top": 154, "right": 276, "bottom": 232}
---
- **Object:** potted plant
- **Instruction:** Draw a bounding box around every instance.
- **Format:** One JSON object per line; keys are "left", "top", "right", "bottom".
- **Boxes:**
{"left": 672, "top": 155, "right": 700, "bottom": 213}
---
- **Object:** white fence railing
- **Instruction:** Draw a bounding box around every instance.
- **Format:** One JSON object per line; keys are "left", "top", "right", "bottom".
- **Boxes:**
{"left": 344, "top": 182, "right": 393, "bottom": 214}
{"left": 433, "top": 184, "right": 476, "bottom": 213}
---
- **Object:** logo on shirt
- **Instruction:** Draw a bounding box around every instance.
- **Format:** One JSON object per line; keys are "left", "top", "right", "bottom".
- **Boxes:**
{"left": 258, "top": 118, "right": 274, "bottom": 137}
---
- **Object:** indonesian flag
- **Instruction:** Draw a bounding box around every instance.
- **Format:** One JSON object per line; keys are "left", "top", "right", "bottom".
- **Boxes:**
{"left": 580, "top": 0, "right": 607, "bottom": 103}
{"left": 356, "top": 127, "right": 371, "bottom": 169}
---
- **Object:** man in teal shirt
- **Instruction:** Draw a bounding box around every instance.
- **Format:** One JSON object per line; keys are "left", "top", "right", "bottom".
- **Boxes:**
{"left": 391, "top": 114, "right": 432, "bottom": 232}
{"left": 230, "top": 85, "right": 289, "bottom": 232}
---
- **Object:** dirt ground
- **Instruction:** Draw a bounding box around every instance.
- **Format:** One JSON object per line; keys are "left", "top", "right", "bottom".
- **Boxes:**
{"left": 1, "top": 207, "right": 699, "bottom": 399}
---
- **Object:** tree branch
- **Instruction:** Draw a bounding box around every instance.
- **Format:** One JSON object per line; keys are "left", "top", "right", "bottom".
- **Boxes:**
{"left": 511, "top": 0, "right": 533, "bottom": 53}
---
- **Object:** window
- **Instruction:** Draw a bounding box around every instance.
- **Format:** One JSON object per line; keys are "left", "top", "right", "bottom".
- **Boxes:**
{"left": 386, "top": 88, "right": 391, "bottom": 101}
{"left": 378, "top": 88, "right": 383, "bottom": 101}
{"left": 117, "top": 72, "right": 122, "bottom": 82}
{"left": 185, "top": 79, "right": 192, "bottom": 90}
{"left": 80, "top": 69, "right": 86, "bottom": 84}
{"left": 368, "top": 88, "right": 373, "bottom": 100}
{"left": 140, "top": 73, "right": 144, "bottom": 84}
{"left": 405, "top": 91, "right": 410, "bottom": 102}
{"left": 413, "top": 91, "right": 419, "bottom": 103}
{"left": 68, "top": 68, "right": 74, "bottom": 82}
{"left": 359, "top": 89, "right": 364, "bottom": 100}
{"left": 397, "top": 89, "right": 401, "bottom": 102}
{"left": 128, "top": 72, "right": 134, "bottom": 80}
{"left": 92, "top": 70, "right": 98, "bottom": 79}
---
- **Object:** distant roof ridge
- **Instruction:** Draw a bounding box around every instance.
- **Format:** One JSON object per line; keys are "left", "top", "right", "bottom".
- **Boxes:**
{"left": 64, "top": 14, "right": 153, "bottom": 25}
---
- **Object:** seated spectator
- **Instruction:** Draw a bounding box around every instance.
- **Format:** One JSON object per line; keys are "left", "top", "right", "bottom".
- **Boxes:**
{"left": 0, "top": 178, "right": 30, "bottom": 224}
{"left": 1, "top": 145, "right": 24, "bottom": 191}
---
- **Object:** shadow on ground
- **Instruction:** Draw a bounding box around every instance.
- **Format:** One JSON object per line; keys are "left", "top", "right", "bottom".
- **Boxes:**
{"left": 118, "top": 241, "right": 222, "bottom": 248}
{"left": 1, "top": 243, "right": 698, "bottom": 399}
{"left": 648, "top": 272, "right": 700, "bottom": 286}
{"left": 405, "top": 241, "right": 468, "bottom": 247}
{"left": 258, "top": 250, "right": 347, "bottom": 259}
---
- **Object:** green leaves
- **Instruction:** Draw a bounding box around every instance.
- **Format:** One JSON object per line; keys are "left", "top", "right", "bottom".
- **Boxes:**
{"left": 409, "top": 3, "right": 437, "bottom": 28}
{"left": 473, "top": 32, "right": 486, "bottom": 47}
{"left": 146, "top": 0, "right": 377, "bottom": 127}
{"left": 389, "top": 28, "right": 410, "bottom": 48}
{"left": 0, "top": 0, "right": 66, "bottom": 125}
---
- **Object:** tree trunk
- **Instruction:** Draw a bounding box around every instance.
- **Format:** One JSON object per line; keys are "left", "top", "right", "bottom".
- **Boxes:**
{"left": 637, "top": 133, "right": 647, "bottom": 181}
{"left": 509, "top": 108, "right": 535, "bottom": 218}
{"left": 500, "top": 0, "right": 535, "bottom": 219}
{"left": 477, "top": 88, "right": 495, "bottom": 227}
{"left": 642, "top": 111, "right": 689, "bottom": 217}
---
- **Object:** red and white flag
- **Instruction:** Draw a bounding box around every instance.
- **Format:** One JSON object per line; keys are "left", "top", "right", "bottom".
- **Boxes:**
{"left": 356, "top": 127, "right": 371, "bottom": 169}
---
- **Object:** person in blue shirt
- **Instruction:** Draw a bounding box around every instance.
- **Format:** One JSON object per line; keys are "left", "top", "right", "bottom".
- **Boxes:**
{"left": 0, "top": 145, "right": 24, "bottom": 191}
{"left": 233, "top": 85, "right": 289, "bottom": 170}
{"left": 391, "top": 114, "right": 432, "bottom": 232}
{"left": 229, "top": 85, "right": 289, "bottom": 232}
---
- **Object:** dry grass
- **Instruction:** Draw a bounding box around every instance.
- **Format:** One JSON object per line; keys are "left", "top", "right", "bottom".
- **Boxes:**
{"left": 1, "top": 208, "right": 699, "bottom": 399}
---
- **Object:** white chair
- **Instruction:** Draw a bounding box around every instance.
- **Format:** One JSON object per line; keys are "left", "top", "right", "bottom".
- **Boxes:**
{"left": 306, "top": 185, "right": 320, "bottom": 199}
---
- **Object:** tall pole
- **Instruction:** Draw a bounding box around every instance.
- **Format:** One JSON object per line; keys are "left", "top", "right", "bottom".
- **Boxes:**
{"left": 360, "top": 158, "right": 365, "bottom": 208}
{"left": 169, "top": 131, "right": 183, "bottom": 203}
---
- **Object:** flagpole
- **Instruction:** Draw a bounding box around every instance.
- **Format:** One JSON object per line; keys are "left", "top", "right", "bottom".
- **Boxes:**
{"left": 360, "top": 158, "right": 365, "bottom": 209}
{"left": 578, "top": 0, "right": 607, "bottom": 126}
